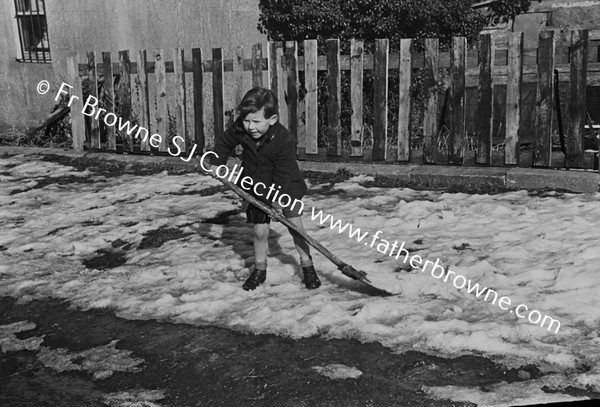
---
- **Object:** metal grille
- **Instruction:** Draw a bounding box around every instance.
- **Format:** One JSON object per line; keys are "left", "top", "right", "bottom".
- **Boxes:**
{"left": 14, "top": 0, "right": 51, "bottom": 62}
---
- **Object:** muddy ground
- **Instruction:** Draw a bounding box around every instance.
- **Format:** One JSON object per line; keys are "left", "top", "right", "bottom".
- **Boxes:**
{"left": 0, "top": 153, "right": 592, "bottom": 406}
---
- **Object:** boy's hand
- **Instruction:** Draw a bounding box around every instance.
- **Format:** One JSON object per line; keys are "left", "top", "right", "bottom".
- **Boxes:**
{"left": 270, "top": 202, "right": 284, "bottom": 219}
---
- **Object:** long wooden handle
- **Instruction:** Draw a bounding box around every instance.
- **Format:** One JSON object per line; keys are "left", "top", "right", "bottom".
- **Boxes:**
{"left": 203, "top": 169, "right": 371, "bottom": 284}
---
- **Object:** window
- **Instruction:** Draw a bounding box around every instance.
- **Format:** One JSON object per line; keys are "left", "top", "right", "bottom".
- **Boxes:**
{"left": 14, "top": 0, "right": 51, "bottom": 62}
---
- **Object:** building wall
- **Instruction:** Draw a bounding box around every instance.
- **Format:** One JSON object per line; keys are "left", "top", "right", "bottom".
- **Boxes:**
{"left": 1, "top": 0, "right": 266, "bottom": 131}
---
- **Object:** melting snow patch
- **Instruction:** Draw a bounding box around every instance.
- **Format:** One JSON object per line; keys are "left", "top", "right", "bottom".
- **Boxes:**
{"left": 38, "top": 339, "right": 144, "bottom": 380}
{"left": 312, "top": 363, "right": 363, "bottom": 380}
{"left": 0, "top": 320, "right": 44, "bottom": 352}
{"left": 102, "top": 389, "right": 166, "bottom": 407}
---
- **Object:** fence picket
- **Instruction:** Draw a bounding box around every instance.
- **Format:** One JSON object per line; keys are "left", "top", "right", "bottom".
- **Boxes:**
{"left": 423, "top": 38, "right": 439, "bottom": 164}
{"left": 505, "top": 33, "right": 523, "bottom": 165}
{"left": 118, "top": 50, "right": 132, "bottom": 151}
{"left": 566, "top": 29, "right": 589, "bottom": 168}
{"left": 305, "top": 39, "right": 318, "bottom": 154}
{"left": 269, "top": 42, "right": 287, "bottom": 129}
{"left": 373, "top": 38, "right": 389, "bottom": 161}
{"left": 475, "top": 34, "right": 494, "bottom": 165}
{"left": 326, "top": 39, "right": 341, "bottom": 156}
{"left": 102, "top": 51, "right": 116, "bottom": 151}
{"left": 173, "top": 48, "right": 188, "bottom": 151}
{"left": 351, "top": 39, "right": 364, "bottom": 157}
{"left": 252, "top": 43, "right": 263, "bottom": 88}
{"left": 212, "top": 48, "right": 225, "bottom": 147}
{"left": 155, "top": 49, "right": 168, "bottom": 151}
{"left": 66, "top": 53, "right": 85, "bottom": 152}
{"left": 449, "top": 37, "right": 466, "bottom": 165}
{"left": 136, "top": 50, "right": 151, "bottom": 152}
{"left": 192, "top": 47, "right": 205, "bottom": 153}
{"left": 285, "top": 41, "right": 299, "bottom": 142}
{"left": 397, "top": 38, "right": 412, "bottom": 162}
{"left": 533, "top": 31, "right": 555, "bottom": 167}
{"left": 87, "top": 51, "right": 100, "bottom": 149}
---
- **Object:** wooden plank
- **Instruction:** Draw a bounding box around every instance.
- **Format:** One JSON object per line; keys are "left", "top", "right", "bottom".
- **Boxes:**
{"left": 285, "top": 41, "right": 299, "bottom": 141}
{"left": 102, "top": 51, "right": 116, "bottom": 151}
{"left": 87, "top": 51, "right": 100, "bottom": 149}
{"left": 118, "top": 50, "right": 132, "bottom": 151}
{"left": 213, "top": 48, "right": 225, "bottom": 147}
{"left": 252, "top": 43, "right": 263, "bottom": 88}
{"left": 566, "top": 30, "right": 588, "bottom": 169}
{"left": 136, "top": 50, "right": 151, "bottom": 152}
{"left": 66, "top": 53, "right": 85, "bottom": 151}
{"left": 350, "top": 39, "right": 364, "bottom": 157}
{"left": 397, "top": 39, "right": 412, "bottom": 162}
{"left": 270, "top": 42, "right": 288, "bottom": 129}
{"left": 505, "top": 33, "right": 523, "bottom": 165}
{"left": 449, "top": 37, "right": 466, "bottom": 165}
{"left": 475, "top": 34, "right": 494, "bottom": 165}
{"left": 192, "top": 47, "right": 205, "bottom": 152}
{"left": 422, "top": 38, "right": 440, "bottom": 164}
{"left": 373, "top": 38, "right": 389, "bottom": 161}
{"left": 173, "top": 47, "right": 188, "bottom": 152}
{"left": 233, "top": 46, "right": 245, "bottom": 109}
{"left": 155, "top": 49, "right": 168, "bottom": 152}
{"left": 304, "top": 39, "right": 318, "bottom": 154}
{"left": 533, "top": 31, "right": 555, "bottom": 167}
{"left": 326, "top": 39, "right": 341, "bottom": 156}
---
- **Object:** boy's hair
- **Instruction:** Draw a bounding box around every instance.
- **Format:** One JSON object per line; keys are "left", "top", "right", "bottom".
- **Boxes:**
{"left": 238, "top": 87, "right": 278, "bottom": 119}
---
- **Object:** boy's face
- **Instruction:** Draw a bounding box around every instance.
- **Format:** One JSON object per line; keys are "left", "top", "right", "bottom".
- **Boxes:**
{"left": 243, "top": 107, "right": 278, "bottom": 139}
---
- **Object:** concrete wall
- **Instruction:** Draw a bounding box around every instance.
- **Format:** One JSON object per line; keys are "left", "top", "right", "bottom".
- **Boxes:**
{"left": 1, "top": 0, "right": 266, "bottom": 131}
{"left": 0, "top": 0, "right": 55, "bottom": 131}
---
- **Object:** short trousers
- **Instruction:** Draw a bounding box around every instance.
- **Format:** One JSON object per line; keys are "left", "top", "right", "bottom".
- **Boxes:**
{"left": 246, "top": 180, "right": 306, "bottom": 224}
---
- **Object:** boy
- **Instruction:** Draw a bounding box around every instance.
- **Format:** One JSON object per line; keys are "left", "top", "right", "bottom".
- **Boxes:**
{"left": 209, "top": 87, "right": 320, "bottom": 291}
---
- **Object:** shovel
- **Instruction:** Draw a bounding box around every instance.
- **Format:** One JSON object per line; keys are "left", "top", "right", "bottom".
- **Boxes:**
{"left": 200, "top": 167, "right": 391, "bottom": 295}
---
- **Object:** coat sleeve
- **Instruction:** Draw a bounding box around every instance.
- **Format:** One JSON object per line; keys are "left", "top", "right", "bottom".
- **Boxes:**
{"left": 210, "top": 124, "right": 241, "bottom": 166}
{"left": 271, "top": 137, "right": 297, "bottom": 194}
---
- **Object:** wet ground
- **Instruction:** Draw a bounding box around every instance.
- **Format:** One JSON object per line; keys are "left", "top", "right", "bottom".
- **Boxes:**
{"left": 0, "top": 152, "right": 594, "bottom": 406}
{"left": 1, "top": 296, "right": 547, "bottom": 407}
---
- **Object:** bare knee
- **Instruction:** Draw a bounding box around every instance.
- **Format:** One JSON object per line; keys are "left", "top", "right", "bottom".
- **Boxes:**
{"left": 254, "top": 224, "right": 270, "bottom": 241}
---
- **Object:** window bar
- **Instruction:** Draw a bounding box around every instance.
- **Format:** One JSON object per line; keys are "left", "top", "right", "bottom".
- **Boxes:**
{"left": 35, "top": 0, "right": 44, "bottom": 62}
{"left": 27, "top": 0, "right": 36, "bottom": 61}
{"left": 41, "top": 0, "right": 49, "bottom": 61}
{"left": 14, "top": 0, "right": 26, "bottom": 61}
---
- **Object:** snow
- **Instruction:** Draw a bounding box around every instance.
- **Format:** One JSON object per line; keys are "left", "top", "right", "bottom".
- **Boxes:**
{"left": 1, "top": 154, "right": 600, "bottom": 405}
{"left": 312, "top": 364, "right": 363, "bottom": 380}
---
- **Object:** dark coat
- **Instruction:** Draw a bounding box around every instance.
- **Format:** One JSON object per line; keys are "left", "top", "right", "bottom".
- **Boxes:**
{"left": 210, "top": 118, "right": 307, "bottom": 204}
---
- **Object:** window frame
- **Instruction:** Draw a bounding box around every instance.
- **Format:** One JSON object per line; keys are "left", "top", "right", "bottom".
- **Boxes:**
{"left": 13, "top": 0, "right": 51, "bottom": 63}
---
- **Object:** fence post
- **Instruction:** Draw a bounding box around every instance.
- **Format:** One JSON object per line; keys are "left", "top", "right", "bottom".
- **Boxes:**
{"left": 423, "top": 38, "right": 440, "bottom": 164}
{"left": 155, "top": 49, "right": 168, "bottom": 152}
{"left": 505, "top": 32, "right": 523, "bottom": 165}
{"left": 475, "top": 34, "right": 494, "bottom": 165}
{"left": 305, "top": 39, "right": 319, "bottom": 155}
{"left": 449, "top": 36, "right": 466, "bottom": 165}
{"left": 87, "top": 51, "right": 100, "bottom": 149}
{"left": 397, "top": 38, "right": 412, "bottom": 162}
{"left": 102, "top": 51, "right": 116, "bottom": 151}
{"left": 136, "top": 50, "right": 151, "bottom": 152}
{"left": 373, "top": 38, "right": 389, "bottom": 161}
{"left": 566, "top": 29, "right": 589, "bottom": 168}
{"left": 192, "top": 47, "right": 205, "bottom": 153}
{"left": 66, "top": 53, "right": 85, "bottom": 152}
{"left": 533, "top": 31, "right": 555, "bottom": 167}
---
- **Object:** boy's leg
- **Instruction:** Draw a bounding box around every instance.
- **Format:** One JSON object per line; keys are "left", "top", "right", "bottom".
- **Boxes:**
{"left": 243, "top": 205, "right": 270, "bottom": 291}
{"left": 285, "top": 215, "right": 321, "bottom": 289}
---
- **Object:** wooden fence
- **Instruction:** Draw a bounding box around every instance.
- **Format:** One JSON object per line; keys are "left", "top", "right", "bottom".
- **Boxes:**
{"left": 65, "top": 29, "right": 600, "bottom": 171}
